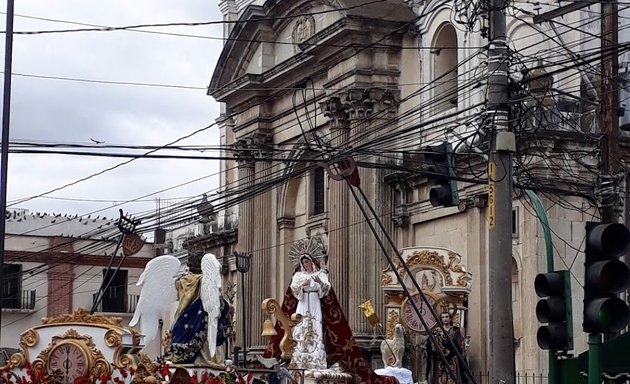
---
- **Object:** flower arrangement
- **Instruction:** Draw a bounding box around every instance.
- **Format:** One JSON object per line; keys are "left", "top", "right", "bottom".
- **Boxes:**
{"left": 0, "top": 361, "right": 268, "bottom": 384}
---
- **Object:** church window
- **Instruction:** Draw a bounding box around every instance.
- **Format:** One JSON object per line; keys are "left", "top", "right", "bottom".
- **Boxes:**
{"left": 432, "top": 23, "right": 458, "bottom": 114}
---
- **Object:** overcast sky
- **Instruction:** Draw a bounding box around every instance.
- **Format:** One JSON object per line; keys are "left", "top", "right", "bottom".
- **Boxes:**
{"left": 1, "top": 0, "right": 224, "bottom": 224}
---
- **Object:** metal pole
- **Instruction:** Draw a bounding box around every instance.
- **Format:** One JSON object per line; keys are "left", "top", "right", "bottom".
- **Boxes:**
{"left": 523, "top": 189, "right": 558, "bottom": 384}
{"left": 600, "top": 0, "right": 619, "bottom": 223}
{"left": 488, "top": 0, "right": 516, "bottom": 381}
{"left": 0, "top": 0, "right": 15, "bottom": 343}
{"left": 587, "top": 333, "right": 602, "bottom": 384}
{"left": 240, "top": 273, "right": 247, "bottom": 367}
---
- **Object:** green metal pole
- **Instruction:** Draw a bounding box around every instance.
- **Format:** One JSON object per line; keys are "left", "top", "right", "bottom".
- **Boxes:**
{"left": 523, "top": 189, "right": 558, "bottom": 384}
{"left": 588, "top": 333, "right": 602, "bottom": 384}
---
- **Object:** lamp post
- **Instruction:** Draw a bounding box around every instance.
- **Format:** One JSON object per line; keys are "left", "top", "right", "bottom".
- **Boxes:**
{"left": 235, "top": 251, "right": 251, "bottom": 367}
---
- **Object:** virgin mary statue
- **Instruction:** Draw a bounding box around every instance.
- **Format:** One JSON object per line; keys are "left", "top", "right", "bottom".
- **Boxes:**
{"left": 263, "top": 237, "right": 397, "bottom": 384}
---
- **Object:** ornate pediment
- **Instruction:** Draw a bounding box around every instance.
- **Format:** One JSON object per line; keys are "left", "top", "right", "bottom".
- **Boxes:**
{"left": 209, "top": 0, "right": 415, "bottom": 103}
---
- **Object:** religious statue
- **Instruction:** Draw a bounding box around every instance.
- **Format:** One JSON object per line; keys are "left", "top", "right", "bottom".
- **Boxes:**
{"left": 130, "top": 253, "right": 231, "bottom": 364}
{"left": 380, "top": 323, "right": 406, "bottom": 368}
{"left": 426, "top": 312, "right": 470, "bottom": 384}
{"left": 262, "top": 236, "right": 399, "bottom": 384}
{"left": 290, "top": 253, "right": 331, "bottom": 369}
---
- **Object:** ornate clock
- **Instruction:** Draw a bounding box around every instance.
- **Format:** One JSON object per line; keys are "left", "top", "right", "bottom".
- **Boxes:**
{"left": 47, "top": 342, "right": 89, "bottom": 383}
{"left": 30, "top": 328, "right": 111, "bottom": 383}
{"left": 401, "top": 291, "right": 438, "bottom": 333}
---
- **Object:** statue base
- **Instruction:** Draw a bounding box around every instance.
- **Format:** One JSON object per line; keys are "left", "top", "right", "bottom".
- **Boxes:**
{"left": 301, "top": 368, "right": 354, "bottom": 384}
{"left": 374, "top": 366, "right": 413, "bottom": 384}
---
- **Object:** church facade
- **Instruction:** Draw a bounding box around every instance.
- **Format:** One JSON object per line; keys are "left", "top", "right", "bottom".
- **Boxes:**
{"left": 208, "top": 0, "right": 628, "bottom": 378}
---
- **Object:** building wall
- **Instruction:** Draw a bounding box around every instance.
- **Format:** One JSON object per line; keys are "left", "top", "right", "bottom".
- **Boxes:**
{"left": 2, "top": 230, "right": 153, "bottom": 348}
{"left": 212, "top": 0, "right": 605, "bottom": 376}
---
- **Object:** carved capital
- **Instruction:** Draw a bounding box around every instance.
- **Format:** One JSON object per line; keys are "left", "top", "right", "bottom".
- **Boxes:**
{"left": 320, "top": 96, "right": 349, "bottom": 130}
{"left": 322, "top": 88, "right": 399, "bottom": 125}
{"left": 233, "top": 132, "right": 274, "bottom": 163}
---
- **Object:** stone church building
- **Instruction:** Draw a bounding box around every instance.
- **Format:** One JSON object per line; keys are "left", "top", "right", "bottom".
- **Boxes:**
{"left": 203, "top": 0, "right": 628, "bottom": 379}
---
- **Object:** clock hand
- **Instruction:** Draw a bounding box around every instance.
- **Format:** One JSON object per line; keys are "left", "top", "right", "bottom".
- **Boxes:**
{"left": 65, "top": 346, "right": 70, "bottom": 380}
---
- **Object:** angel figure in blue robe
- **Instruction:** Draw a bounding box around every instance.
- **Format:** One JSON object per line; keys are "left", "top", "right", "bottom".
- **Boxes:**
{"left": 130, "top": 252, "right": 232, "bottom": 364}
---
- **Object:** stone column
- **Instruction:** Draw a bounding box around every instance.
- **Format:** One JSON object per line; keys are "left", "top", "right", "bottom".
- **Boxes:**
{"left": 250, "top": 134, "right": 273, "bottom": 349}
{"left": 347, "top": 115, "right": 372, "bottom": 335}
{"left": 235, "top": 146, "right": 255, "bottom": 356}
{"left": 322, "top": 97, "right": 350, "bottom": 313}
{"left": 346, "top": 89, "right": 398, "bottom": 336}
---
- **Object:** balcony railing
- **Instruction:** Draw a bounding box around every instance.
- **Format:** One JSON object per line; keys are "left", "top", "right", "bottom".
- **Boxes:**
{"left": 92, "top": 287, "right": 139, "bottom": 314}
{"left": 1, "top": 289, "right": 36, "bottom": 311}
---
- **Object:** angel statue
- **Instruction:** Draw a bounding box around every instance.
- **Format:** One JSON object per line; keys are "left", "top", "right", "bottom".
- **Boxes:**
{"left": 130, "top": 252, "right": 231, "bottom": 364}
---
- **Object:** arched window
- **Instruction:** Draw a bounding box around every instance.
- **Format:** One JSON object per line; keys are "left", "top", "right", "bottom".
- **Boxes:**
{"left": 432, "top": 23, "right": 458, "bottom": 114}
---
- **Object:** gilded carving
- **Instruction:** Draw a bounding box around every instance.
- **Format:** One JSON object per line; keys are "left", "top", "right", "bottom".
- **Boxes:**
{"left": 384, "top": 292, "right": 405, "bottom": 306}
{"left": 457, "top": 273, "right": 472, "bottom": 288}
{"left": 20, "top": 328, "right": 39, "bottom": 360}
{"left": 115, "top": 354, "right": 136, "bottom": 369}
{"left": 7, "top": 352, "right": 26, "bottom": 369}
{"left": 386, "top": 310, "right": 400, "bottom": 339}
{"left": 30, "top": 359, "right": 45, "bottom": 380}
{"left": 105, "top": 329, "right": 127, "bottom": 369}
{"left": 92, "top": 358, "right": 111, "bottom": 378}
{"left": 382, "top": 272, "right": 393, "bottom": 286}
{"left": 42, "top": 308, "right": 122, "bottom": 326}
{"left": 401, "top": 250, "right": 453, "bottom": 285}
{"left": 104, "top": 329, "right": 122, "bottom": 348}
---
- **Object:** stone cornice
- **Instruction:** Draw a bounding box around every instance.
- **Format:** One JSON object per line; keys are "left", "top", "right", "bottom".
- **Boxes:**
{"left": 182, "top": 228, "right": 238, "bottom": 251}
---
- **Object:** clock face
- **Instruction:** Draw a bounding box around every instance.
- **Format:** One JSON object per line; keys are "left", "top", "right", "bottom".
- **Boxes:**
{"left": 401, "top": 292, "right": 437, "bottom": 333}
{"left": 48, "top": 343, "right": 89, "bottom": 384}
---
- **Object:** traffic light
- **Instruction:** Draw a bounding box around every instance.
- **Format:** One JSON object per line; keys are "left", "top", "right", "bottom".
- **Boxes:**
{"left": 583, "top": 222, "right": 630, "bottom": 333}
{"left": 425, "top": 142, "right": 459, "bottom": 207}
{"left": 535, "top": 271, "right": 573, "bottom": 350}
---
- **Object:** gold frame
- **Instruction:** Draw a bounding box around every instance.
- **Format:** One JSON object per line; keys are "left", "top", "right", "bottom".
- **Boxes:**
{"left": 31, "top": 329, "right": 110, "bottom": 380}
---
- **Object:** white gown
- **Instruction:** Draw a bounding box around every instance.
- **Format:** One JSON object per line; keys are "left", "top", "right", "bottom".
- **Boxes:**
{"left": 290, "top": 268, "right": 331, "bottom": 369}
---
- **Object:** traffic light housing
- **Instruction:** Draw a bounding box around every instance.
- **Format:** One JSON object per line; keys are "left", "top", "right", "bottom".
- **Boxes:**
{"left": 583, "top": 222, "right": 630, "bottom": 333}
{"left": 535, "top": 271, "right": 573, "bottom": 350}
{"left": 425, "top": 142, "right": 459, "bottom": 207}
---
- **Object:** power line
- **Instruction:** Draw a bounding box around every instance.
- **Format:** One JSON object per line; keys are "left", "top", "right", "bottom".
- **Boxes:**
{"left": 2, "top": 0, "right": 389, "bottom": 35}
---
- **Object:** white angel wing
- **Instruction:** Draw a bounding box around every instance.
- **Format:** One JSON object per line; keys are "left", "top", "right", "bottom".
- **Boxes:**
{"left": 200, "top": 253, "right": 222, "bottom": 358}
{"left": 130, "top": 255, "right": 181, "bottom": 358}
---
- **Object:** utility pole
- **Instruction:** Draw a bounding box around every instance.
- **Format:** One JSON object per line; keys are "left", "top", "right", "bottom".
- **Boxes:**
{"left": 487, "top": 0, "right": 516, "bottom": 382}
{"left": 0, "top": 0, "right": 15, "bottom": 343}
{"left": 601, "top": 0, "right": 619, "bottom": 224}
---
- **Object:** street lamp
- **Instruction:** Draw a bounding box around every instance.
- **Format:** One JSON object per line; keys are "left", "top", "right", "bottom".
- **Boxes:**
{"left": 234, "top": 251, "right": 251, "bottom": 367}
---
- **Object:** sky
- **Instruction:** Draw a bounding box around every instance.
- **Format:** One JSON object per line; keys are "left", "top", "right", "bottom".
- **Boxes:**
{"left": 1, "top": 0, "right": 224, "bottom": 224}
